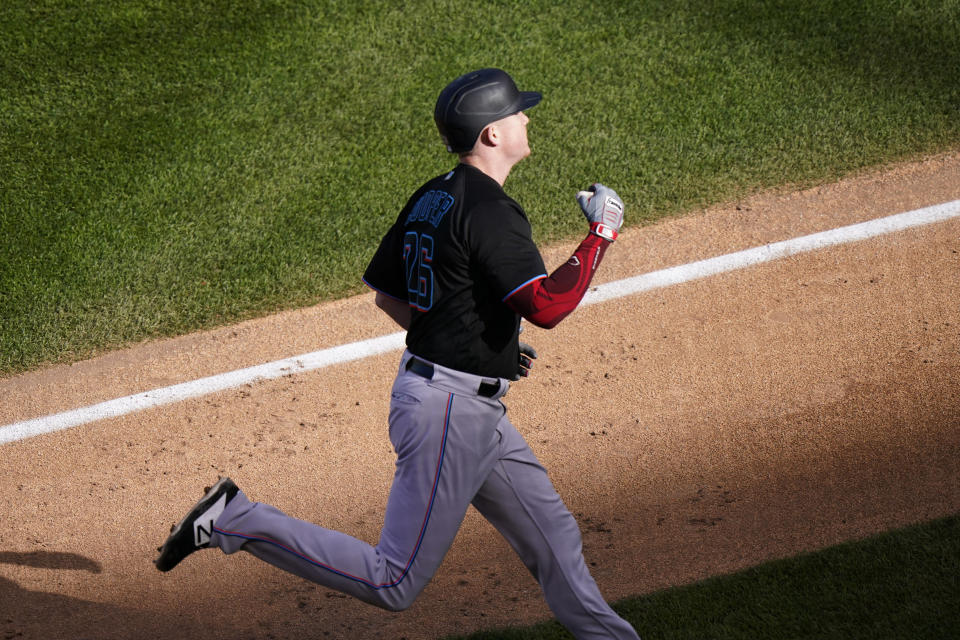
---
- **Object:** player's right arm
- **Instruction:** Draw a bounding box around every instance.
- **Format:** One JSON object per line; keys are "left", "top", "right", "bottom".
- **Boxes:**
{"left": 504, "top": 232, "right": 609, "bottom": 329}
{"left": 505, "top": 184, "right": 625, "bottom": 329}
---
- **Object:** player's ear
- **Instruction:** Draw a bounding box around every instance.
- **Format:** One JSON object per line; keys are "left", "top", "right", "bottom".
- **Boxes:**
{"left": 478, "top": 124, "right": 499, "bottom": 148}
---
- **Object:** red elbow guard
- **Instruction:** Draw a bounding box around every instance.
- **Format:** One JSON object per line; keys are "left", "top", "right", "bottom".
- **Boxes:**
{"left": 505, "top": 233, "right": 609, "bottom": 328}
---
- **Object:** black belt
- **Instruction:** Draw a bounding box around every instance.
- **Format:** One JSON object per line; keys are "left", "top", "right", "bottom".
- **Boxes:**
{"left": 405, "top": 357, "right": 501, "bottom": 398}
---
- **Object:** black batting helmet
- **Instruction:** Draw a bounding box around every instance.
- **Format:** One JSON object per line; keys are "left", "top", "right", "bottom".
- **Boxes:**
{"left": 434, "top": 68, "right": 542, "bottom": 153}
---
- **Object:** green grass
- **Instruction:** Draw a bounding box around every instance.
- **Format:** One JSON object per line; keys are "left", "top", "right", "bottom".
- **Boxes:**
{"left": 2, "top": 4, "right": 957, "bottom": 637}
{"left": 443, "top": 513, "right": 960, "bottom": 639}
{"left": 2, "top": 0, "right": 960, "bottom": 374}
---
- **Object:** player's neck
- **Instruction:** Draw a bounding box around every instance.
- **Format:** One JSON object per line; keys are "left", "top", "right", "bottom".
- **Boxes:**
{"left": 459, "top": 153, "right": 515, "bottom": 186}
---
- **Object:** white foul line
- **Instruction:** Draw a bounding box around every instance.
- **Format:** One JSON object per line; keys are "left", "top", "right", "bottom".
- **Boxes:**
{"left": 583, "top": 199, "right": 960, "bottom": 305}
{"left": 0, "top": 332, "right": 404, "bottom": 445}
{"left": 3, "top": 199, "right": 959, "bottom": 445}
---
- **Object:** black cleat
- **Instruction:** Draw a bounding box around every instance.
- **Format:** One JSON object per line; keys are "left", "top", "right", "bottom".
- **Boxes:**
{"left": 154, "top": 477, "right": 239, "bottom": 572}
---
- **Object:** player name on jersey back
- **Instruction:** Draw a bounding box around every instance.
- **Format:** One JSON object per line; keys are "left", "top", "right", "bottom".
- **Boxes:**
{"left": 405, "top": 190, "right": 455, "bottom": 228}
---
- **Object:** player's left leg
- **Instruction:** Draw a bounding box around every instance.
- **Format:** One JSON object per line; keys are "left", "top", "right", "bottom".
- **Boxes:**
{"left": 471, "top": 415, "right": 640, "bottom": 640}
{"left": 208, "top": 354, "right": 505, "bottom": 611}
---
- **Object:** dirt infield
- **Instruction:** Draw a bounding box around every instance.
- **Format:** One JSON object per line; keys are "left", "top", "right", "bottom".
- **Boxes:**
{"left": 2, "top": 153, "right": 959, "bottom": 640}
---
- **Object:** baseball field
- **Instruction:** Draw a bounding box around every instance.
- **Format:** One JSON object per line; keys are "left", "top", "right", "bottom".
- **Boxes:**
{"left": 2, "top": 1, "right": 959, "bottom": 638}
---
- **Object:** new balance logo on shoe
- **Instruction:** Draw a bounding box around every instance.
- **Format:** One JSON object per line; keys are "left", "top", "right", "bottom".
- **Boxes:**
{"left": 195, "top": 493, "right": 229, "bottom": 546}
{"left": 155, "top": 477, "right": 240, "bottom": 572}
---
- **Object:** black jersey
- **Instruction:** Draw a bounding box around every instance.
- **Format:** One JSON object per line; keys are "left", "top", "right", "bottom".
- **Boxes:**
{"left": 363, "top": 164, "right": 547, "bottom": 378}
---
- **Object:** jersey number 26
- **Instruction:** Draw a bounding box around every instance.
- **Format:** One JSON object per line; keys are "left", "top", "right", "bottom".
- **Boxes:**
{"left": 403, "top": 231, "right": 434, "bottom": 311}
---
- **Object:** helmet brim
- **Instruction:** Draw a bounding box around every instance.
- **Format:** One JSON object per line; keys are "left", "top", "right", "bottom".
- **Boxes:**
{"left": 518, "top": 91, "right": 542, "bottom": 112}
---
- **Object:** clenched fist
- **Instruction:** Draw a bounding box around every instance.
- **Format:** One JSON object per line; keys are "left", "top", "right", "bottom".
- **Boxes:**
{"left": 577, "top": 183, "right": 624, "bottom": 242}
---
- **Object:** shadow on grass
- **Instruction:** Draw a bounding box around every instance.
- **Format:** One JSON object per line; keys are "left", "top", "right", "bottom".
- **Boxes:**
{"left": 445, "top": 514, "right": 960, "bottom": 640}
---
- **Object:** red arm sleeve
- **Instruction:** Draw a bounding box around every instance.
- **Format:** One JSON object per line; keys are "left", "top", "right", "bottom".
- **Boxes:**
{"left": 504, "top": 233, "right": 610, "bottom": 329}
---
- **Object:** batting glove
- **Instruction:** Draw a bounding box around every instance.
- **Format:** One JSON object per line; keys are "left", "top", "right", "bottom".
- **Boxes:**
{"left": 512, "top": 342, "right": 538, "bottom": 380}
{"left": 577, "top": 183, "right": 624, "bottom": 242}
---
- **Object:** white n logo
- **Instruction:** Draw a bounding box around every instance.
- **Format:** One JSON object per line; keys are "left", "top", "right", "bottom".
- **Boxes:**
{"left": 194, "top": 494, "right": 228, "bottom": 546}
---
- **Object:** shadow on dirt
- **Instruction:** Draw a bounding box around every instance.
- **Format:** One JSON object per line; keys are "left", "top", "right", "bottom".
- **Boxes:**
{"left": 0, "top": 551, "right": 210, "bottom": 640}
{"left": 0, "top": 550, "right": 102, "bottom": 573}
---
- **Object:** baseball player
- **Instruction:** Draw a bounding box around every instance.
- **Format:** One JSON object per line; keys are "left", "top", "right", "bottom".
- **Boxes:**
{"left": 155, "top": 68, "right": 639, "bottom": 639}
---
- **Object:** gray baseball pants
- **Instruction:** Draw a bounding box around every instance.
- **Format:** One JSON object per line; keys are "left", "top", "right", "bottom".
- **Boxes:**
{"left": 211, "top": 350, "right": 639, "bottom": 639}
